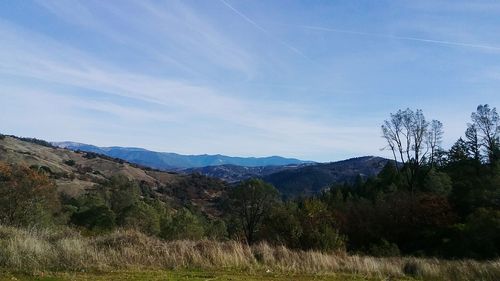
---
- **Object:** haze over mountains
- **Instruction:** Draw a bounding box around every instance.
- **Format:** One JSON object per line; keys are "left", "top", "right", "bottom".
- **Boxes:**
{"left": 53, "top": 142, "right": 312, "bottom": 170}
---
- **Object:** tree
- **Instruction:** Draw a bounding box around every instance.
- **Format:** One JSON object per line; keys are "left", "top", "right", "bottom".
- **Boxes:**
{"left": 106, "top": 176, "right": 141, "bottom": 214}
{"left": 118, "top": 201, "right": 161, "bottom": 235}
{"left": 228, "top": 178, "right": 279, "bottom": 244}
{"left": 423, "top": 169, "right": 452, "bottom": 195}
{"left": 448, "top": 138, "right": 469, "bottom": 163}
{"left": 381, "top": 108, "right": 441, "bottom": 192}
{"left": 259, "top": 202, "right": 302, "bottom": 248}
{"left": 160, "top": 208, "right": 205, "bottom": 240}
{"left": 298, "top": 199, "right": 345, "bottom": 252}
{"left": 0, "top": 162, "right": 60, "bottom": 227}
{"left": 471, "top": 104, "right": 500, "bottom": 163}
{"left": 427, "top": 120, "right": 444, "bottom": 166}
{"left": 71, "top": 205, "right": 116, "bottom": 232}
{"left": 465, "top": 124, "right": 481, "bottom": 162}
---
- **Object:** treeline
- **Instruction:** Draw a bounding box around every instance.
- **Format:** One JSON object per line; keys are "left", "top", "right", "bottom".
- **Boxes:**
{"left": 221, "top": 104, "right": 500, "bottom": 259}
{"left": 0, "top": 104, "right": 498, "bottom": 260}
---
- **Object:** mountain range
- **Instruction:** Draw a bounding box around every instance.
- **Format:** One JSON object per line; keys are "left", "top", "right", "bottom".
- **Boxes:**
{"left": 183, "top": 157, "right": 390, "bottom": 197}
{"left": 53, "top": 142, "right": 312, "bottom": 170}
{"left": 53, "top": 140, "right": 390, "bottom": 196}
{"left": 0, "top": 136, "right": 392, "bottom": 198}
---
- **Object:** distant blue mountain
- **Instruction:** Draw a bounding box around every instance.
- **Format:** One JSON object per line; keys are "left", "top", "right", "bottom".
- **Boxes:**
{"left": 52, "top": 142, "right": 313, "bottom": 170}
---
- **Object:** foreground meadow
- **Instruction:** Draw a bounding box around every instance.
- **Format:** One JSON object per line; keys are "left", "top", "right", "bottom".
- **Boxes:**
{"left": 0, "top": 226, "right": 498, "bottom": 281}
{"left": 0, "top": 270, "right": 414, "bottom": 281}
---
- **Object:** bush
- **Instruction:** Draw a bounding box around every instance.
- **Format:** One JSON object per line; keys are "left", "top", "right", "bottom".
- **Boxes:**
{"left": 160, "top": 208, "right": 205, "bottom": 240}
{"left": 368, "top": 239, "right": 400, "bottom": 257}
{"left": 107, "top": 176, "right": 141, "bottom": 214}
{"left": 461, "top": 208, "right": 500, "bottom": 259}
{"left": 71, "top": 205, "right": 116, "bottom": 232}
{"left": 205, "top": 219, "right": 228, "bottom": 240}
{"left": 0, "top": 162, "right": 60, "bottom": 227}
{"left": 118, "top": 201, "right": 160, "bottom": 235}
{"left": 424, "top": 169, "right": 452, "bottom": 195}
{"left": 260, "top": 202, "right": 302, "bottom": 248}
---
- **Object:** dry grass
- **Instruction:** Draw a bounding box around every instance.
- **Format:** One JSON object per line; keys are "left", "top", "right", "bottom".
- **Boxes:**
{"left": 0, "top": 226, "right": 498, "bottom": 281}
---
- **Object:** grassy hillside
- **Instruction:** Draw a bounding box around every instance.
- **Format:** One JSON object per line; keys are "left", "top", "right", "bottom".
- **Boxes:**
{"left": 0, "top": 136, "right": 227, "bottom": 215}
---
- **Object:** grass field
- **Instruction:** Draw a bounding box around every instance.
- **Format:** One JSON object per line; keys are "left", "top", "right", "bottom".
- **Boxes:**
{"left": 1, "top": 269, "right": 415, "bottom": 281}
{"left": 0, "top": 226, "right": 498, "bottom": 281}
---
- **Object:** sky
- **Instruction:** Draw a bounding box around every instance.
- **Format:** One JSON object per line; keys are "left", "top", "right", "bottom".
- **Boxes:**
{"left": 0, "top": 0, "right": 499, "bottom": 162}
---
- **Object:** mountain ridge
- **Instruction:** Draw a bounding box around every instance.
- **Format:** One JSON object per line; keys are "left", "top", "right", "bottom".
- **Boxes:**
{"left": 53, "top": 141, "right": 313, "bottom": 169}
{"left": 263, "top": 156, "right": 391, "bottom": 197}
{"left": 4, "top": 135, "right": 391, "bottom": 198}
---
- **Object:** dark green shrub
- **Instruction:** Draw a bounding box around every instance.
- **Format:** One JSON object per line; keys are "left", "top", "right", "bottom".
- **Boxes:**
{"left": 118, "top": 201, "right": 160, "bottom": 235}
{"left": 160, "top": 208, "right": 205, "bottom": 240}
{"left": 71, "top": 205, "right": 116, "bottom": 232}
{"left": 368, "top": 240, "right": 400, "bottom": 257}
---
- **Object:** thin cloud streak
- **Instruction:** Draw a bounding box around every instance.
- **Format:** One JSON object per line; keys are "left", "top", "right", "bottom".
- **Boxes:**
{"left": 286, "top": 24, "right": 500, "bottom": 52}
{"left": 218, "top": 0, "right": 310, "bottom": 60}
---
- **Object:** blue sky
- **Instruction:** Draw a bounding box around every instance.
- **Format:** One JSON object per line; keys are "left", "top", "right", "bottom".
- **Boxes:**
{"left": 0, "top": 0, "right": 499, "bottom": 162}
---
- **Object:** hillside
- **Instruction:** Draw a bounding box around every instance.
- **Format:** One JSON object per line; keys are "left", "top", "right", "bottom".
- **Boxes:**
{"left": 263, "top": 156, "right": 391, "bottom": 197}
{"left": 53, "top": 142, "right": 312, "bottom": 169}
{"left": 0, "top": 136, "right": 227, "bottom": 216}
{"left": 181, "top": 163, "right": 310, "bottom": 183}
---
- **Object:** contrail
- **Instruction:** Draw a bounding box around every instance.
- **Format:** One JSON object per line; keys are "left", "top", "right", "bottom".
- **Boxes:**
{"left": 290, "top": 24, "right": 500, "bottom": 51}
{"left": 217, "top": 0, "right": 310, "bottom": 60}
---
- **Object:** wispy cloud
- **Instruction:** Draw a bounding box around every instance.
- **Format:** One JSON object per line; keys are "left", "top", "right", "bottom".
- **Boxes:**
{"left": 36, "top": 0, "right": 256, "bottom": 77}
{"left": 277, "top": 23, "right": 500, "bottom": 52}
{"left": 2, "top": 1, "right": 495, "bottom": 161}
{"left": 217, "top": 0, "right": 310, "bottom": 60}
{"left": 0, "top": 18, "right": 379, "bottom": 159}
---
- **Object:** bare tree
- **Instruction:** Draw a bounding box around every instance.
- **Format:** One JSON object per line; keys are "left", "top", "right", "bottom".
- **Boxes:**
{"left": 381, "top": 108, "right": 441, "bottom": 193}
{"left": 471, "top": 104, "right": 500, "bottom": 163}
{"left": 411, "top": 109, "right": 429, "bottom": 167}
{"left": 427, "top": 120, "right": 444, "bottom": 165}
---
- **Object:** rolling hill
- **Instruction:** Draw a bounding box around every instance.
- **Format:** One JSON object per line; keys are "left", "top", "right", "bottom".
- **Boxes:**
{"left": 181, "top": 163, "right": 311, "bottom": 183}
{"left": 0, "top": 135, "right": 227, "bottom": 216}
{"left": 263, "top": 156, "right": 391, "bottom": 197}
{"left": 182, "top": 157, "right": 392, "bottom": 197}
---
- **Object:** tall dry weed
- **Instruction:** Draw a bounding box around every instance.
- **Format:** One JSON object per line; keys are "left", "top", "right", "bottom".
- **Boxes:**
{"left": 0, "top": 225, "right": 498, "bottom": 281}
